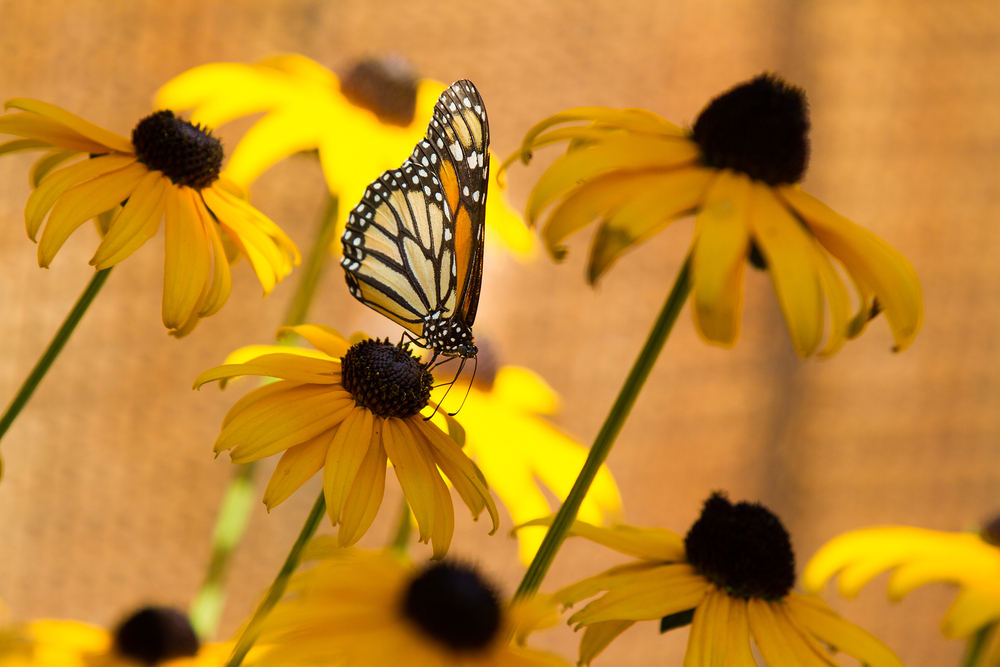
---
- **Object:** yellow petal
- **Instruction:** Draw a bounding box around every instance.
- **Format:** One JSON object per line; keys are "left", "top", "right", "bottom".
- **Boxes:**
{"left": 492, "top": 366, "right": 559, "bottom": 415}
{"left": 162, "top": 187, "right": 212, "bottom": 329}
{"left": 276, "top": 324, "right": 350, "bottom": 358}
{"left": 519, "top": 516, "right": 686, "bottom": 562}
{"left": 4, "top": 99, "right": 133, "bottom": 152}
{"left": 788, "top": 593, "right": 904, "bottom": 667}
{"left": 749, "top": 183, "right": 824, "bottom": 356}
{"left": 553, "top": 561, "right": 663, "bottom": 607}
{"left": 322, "top": 407, "right": 375, "bottom": 524}
{"left": 588, "top": 167, "right": 714, "bottom": 283}
{"left": 747, "top": 599, "right": 833, "bottom": 667}
{"left": 691, "top": 170, "right": 750, "bottom": 347}
{"left": 811, "top": 242, "right": 852, "bottom": 357}
{"left": 943, "top": 587, "right": 1000, "bottom": 638}
{"left": 37, "top": 162, "right": 149, "bottom": 267}
{"left": 88, "top": 169, "right": 169, "bottom": 269}
{"left": 220, "top": 108, "right": 321, "bottom": 187}
{"left": 337, "top": 421, "right": 389, "bottom": 546}
{"left": 30, "top": 149, "right": 80, "bottom": 187}
{"left": 195, "top": 204, "right": 234, "bottom": 318}
{"left": 578, "top": 620, "right": 634, "bottom": 666}
{"left": 526, "top": 135, "right": 700, "bottom": 225}
{"left": 780, "top": 185, "right": 923, "bottom": 352}
{"left": 25, "top": 154, "right": 137, "bottom": 241}
{"left": 262, "top": 431, "right": 333, "bottom": 510}
{"left": 484, "top": 178, "right": 535, "bottom": 259}
{"left": 0, "top": 137, "right": 53, "bottom": 156}
{"left": 0, "top": 110, "right": 123, "bottom": 154}
{"left": 568, "top": 564, "right": 710, "bottom": 624}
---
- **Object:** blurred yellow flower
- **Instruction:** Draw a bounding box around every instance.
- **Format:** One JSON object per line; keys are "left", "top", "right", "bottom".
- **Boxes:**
{"left": 253, "top": 546, "right": 569, "bottom": 667}
{"left": 501, "top": 73, "right": 923, "bottom": 357}
{"left": 156, "top": 54, "right": 533, "bottom": 257}
{"left": 527, "top": 493, "right": 902, "bottom": 667}
{"left": 194, "top": 324, "right": 498, "bottom": 559}
{"left": 433, "top": 362, "right": 622, "bottom": 564}
{"left": 0, "top": 101, "right": 299, "bottom": 337}
{"left": 804, "top": 525, "right": 1000, "bottom": 641}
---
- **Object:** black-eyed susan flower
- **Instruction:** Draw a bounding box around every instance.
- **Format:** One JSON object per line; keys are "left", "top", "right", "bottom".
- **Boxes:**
{"left": 0, "top": 100, "right": 300, "bottom": 337}
{"left": 155, "top": 54, "right": 533, "bottom": 257}
{"left": 193, "top": 324, "right": 499, "bottom": 558}
{"left": 432, "top": 350, "right": 621, "bottom": 565}
{"left": 804, "top": 525, "right": 1000, "bottom": 645}
{"left": 0, "top": 607, "right": 226, "bottom": 667}
{"left": 252, "top": 545, "right": 569, "bottom": 667}
{"left": 501, "top": 73, "right": 923, "bottom": 357}
{"left": 525, "top": 492, "right": 902, "bottom": 666}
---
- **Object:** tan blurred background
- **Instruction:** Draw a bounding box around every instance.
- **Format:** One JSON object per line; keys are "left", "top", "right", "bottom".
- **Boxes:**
{"left": 1, "top": 1, "right": 998, "bottom": 665}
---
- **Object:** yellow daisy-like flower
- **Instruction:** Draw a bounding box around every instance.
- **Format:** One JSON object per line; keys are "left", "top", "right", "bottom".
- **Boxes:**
{"left": 253, "top": 545, "right": 569, "bottom": 667}
{"left": 501, "top": 73, "right": 923, "bottom": 357}
{"left": 0, "top": 607, "right": 225, "bottom": 667}
{"left": 527, "top": 492, "right": 902, "bottom": 667}
{"left": 155, "top": 54, "right": 533, "bottom": 257}
{"left": 804, "top": 525, "right": 1000, "bottom": 641}
{"left": 432, "top": 356, "right": 622, "bottom": 565}
{"left": 0, "top": 100, "right": 300, "bottom": 337}
{"left": 193, "top": 324, "right": 499, "bottom": 558}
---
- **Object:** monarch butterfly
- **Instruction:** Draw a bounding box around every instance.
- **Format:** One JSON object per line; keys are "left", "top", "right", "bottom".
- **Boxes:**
{"left": 341, "top": 79, "right": 488, "bottom": 363}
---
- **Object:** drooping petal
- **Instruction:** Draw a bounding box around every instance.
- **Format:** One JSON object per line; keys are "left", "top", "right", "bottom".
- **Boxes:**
{"left": 30, "top": 149, "right": 80, "bottom": 187}
{"left": 578, "top": 620, "right": 634, "bottom": 666}
{"left": 276, "top": 324, "right": 351, "bottom": 358}
{"left": 526, "top": 135, "right": 701, "bottom": 225}
{"left": 162, "top": 187, "right": 212, "bottom": 329}
{"left": 262, "top": 430, "right": 335, "bottom": 510}
{"left": 779, "top": 185, "right": 923, "bottom": 352}
{"left": 88, "top": 168, "right": 169, "bottom": 269}
{"left": 337, "top": 421, "right": 389, "bottom": 546}
{"left": 788, "top": 594, "right": 904, "bottom": 667}
{"left": 588, "top": 167, "right": 715, "bottom": 283}
{"left": 25, "top": 154, "right": 137, "bottom": 241}
{"left": 691, "top": 170, "right": 750, "bottom": 347}
{"left": 518, "top": 516, "right": 686, "bottom": 562}
{"left": 3, "top": 99, "right": 133, "bottom": 152}
{"left": 0, "top": 110, "right": 121, "bottom": 154}
{"left": 568, "top": 564, "right": 711, "bottom": 624}
{"left": 194, "top": 202, "right": 234, "bottom": 318}
{"left": 322, "top": 407, "right": 375, "bottom": 525}
{"left": 0, "top": 137, "right": 53, "bottom": 156}
{"left": 747, "top": 599, "right": 832, "bottom": 667}
{"left": 553, "top": 561, "right": 664, "bottom": 608}
{"left": 749, "top": 183, "right": 825, "bottom": 356}
{"left": 38, "top": 162, "right": 150, "bottom": 267}
{"left": 942, "top": 588, "right": 1000, "bottom": 638}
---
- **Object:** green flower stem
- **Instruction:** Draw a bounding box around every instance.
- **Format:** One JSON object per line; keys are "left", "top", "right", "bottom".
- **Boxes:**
{"left": 0, "top": 266, "right": 113, "bottom": 479}
{"left": 390, "top": 496, "right": 413, "bottom": 555}
{"left": 225, "top": 491, "right": 327, "bottom": 667}
{"left": 513, "top": 254, "right": 692, "bottom": 601}
{"left": 189, "top": 194, "right": 339, "bottom": 639}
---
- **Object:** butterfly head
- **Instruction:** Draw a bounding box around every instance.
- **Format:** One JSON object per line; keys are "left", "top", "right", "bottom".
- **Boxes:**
{"left": 423, "top": 313, "right": 477, "bottom": 360}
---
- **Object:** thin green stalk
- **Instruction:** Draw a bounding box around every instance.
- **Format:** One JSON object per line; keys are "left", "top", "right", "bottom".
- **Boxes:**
{"left": 0, "top": 266, "right": 113, "bottom": 479}
{"left": 514, "top": 255, "right": 692, "bottom": 600}
{"left": 390, "top": 496, "right": 413, "bottom": 554}
{"left": 961, "top": 623, "right": 994, "bottom": 667}
{"left": 189, "top": 195, "right": 339, "bottom": 638}
{"left": 225, "top": 492, "right": 327, "bottom": 667}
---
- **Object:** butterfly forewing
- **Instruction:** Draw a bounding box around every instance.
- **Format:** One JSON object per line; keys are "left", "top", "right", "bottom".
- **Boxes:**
{"left": 342, "top": 79, "right": 489, "bottom": 359}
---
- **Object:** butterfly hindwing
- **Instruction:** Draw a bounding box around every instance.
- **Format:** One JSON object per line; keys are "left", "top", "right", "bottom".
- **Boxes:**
{"left": 342, "top": 79, "right": 489, "bottom": 358}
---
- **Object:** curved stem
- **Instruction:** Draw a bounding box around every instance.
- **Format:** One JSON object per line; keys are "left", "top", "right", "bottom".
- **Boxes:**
{"left": 0, "top": 266, "right": 113, "bottom": 478}
{"left": 189, "top": 194, "right": 339, "bottom": 638}
{"left": 225, "top": 491, "right": 327, "bottom": 667}
{"left": 514, "top": 254, "right": 692, "bottom": 600}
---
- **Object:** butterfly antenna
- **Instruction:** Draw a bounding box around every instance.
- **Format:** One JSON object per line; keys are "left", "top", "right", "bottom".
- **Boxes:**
{"left": 447, "top": 356, "right": 477, "bottom": 417}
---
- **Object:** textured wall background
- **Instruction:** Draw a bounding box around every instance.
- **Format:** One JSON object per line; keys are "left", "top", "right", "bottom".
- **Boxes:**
{"left": 0, "top": 1, "right": 998, "bottom": 665}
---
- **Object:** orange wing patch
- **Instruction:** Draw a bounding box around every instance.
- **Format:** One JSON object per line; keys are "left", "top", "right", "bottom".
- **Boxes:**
{"left": 439, "top": 160, "right": 460, "bottom": 216}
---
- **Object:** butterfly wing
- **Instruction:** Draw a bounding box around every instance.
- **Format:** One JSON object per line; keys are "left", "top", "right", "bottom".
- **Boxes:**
{"left": 342, "top": 79, "right": 489, "bottom": 356}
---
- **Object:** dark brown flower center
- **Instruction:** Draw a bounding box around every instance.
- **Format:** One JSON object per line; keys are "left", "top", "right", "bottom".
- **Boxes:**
{"left": 113, "top": 607, "right": 199, "bottom": 666}
{"left": 340, "top": 338, "right": 432, "bottom": 418}
{"left": 402, "top": 562, "right": 502, "bottom": 652}
{"left": 340, "top": 55, "right": 419, "bottom": 127}
{"left": 692, "top": 73, "right": 810, "bottom": 185}
{"left": 684, "top": 491, "right": 795, "bottom": 600}
{"left": 131, "top": 110, "right": 223, "bottom": 189}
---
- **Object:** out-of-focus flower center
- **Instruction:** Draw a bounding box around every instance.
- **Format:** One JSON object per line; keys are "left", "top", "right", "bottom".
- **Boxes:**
{"left": 340, "top": 55, "right": 419, "bottom": 127}
{"left": 402, "top": 562, "right": 502, "bottom": 652}
{"left": 113, "top": 607, "right": 199, "bottom": 666}
{"left": 131, "top": 110, "right": 223, "bottom": 189}
{"left": 692, "top": 73, "right": 810, "bottom": 186}
{"left": 684, "top": 491, "right": 795, "bottom": 600}
{"left": 341, "top": 338, "right": 432, "bottom": 418}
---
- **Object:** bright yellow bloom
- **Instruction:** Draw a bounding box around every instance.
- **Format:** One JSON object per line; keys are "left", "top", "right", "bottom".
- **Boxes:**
{"left": 253, "top": 545, "right": 569, "bottom": 667}
{"left": 155, "top": 54, "right": 533, "bottom": 257}
{"left": 528, "top": 493, "right": 902, "bottom": 667}
{"left": 433, "top": 363, "right": 622, "bottom": 564}
{"left": 501, "top": 73, "right": 922, "bottom": 357}
{"left": 194, "top": 325, "right": 498, "bottom": 558}
{"left": 804, "top": 526, "right": 1000, "bottom": 640}
{"left": 0, "top": 100, "right": 299, "bottom": 337}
